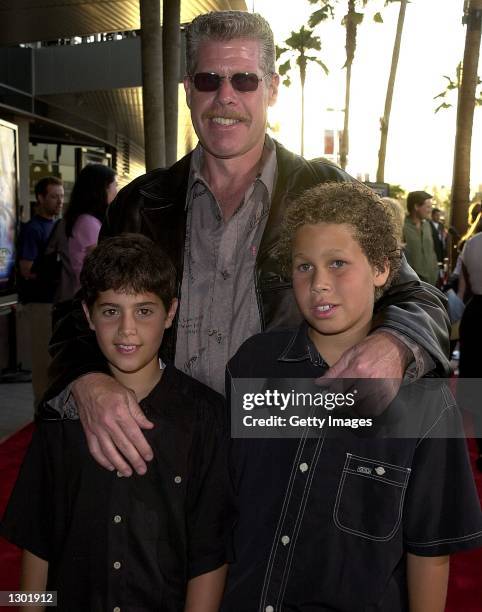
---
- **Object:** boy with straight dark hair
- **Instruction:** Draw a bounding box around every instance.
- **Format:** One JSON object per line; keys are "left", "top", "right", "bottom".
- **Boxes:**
{"left": 1, "top": 233, "right": 233, "bottom": 612}
{"left": 223, "top": 182, "right": 482, "bottom": 612}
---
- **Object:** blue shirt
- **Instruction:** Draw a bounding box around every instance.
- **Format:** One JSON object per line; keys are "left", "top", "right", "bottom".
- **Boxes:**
{"left": 17, "top": 215, "right": 56, "bottom": 303}
{"left": 18, "top": 214, "right": 55, "bottom": 262}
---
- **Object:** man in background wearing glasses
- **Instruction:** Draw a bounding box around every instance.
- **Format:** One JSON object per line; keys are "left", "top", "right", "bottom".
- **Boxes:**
{"left": 46, "top": 12, "right": 449, "bottom": 475}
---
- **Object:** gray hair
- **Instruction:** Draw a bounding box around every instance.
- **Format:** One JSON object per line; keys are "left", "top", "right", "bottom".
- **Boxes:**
{"left": 185, "top": 11, "right": 275, "bottom": 75}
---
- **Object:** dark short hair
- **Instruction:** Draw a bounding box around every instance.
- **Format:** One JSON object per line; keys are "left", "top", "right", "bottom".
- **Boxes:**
{"left": 34, "top": 176, "right": 63, "bottom": 199}
{"left": 406, "top": 190, "right": 432, "bottom": 214}
{"left": 277, "top": 182, "right": 402, "bottom": 300}
{"left": 81, "top": 233, "right": 176, "bottom": 311}
{"left": 186, "top": 11, "right": 275, "bottom": 75}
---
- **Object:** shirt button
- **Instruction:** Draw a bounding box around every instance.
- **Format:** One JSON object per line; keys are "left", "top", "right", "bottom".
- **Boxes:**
{"left": 113, "top": 515, "right": 122, "bottom": 523}
{"left": 116, "top": 471, "right": 123, "bottom": 478}
{"left": 266, "top": 606, "right": 275, "bottom": 612}
{"left": 174, "top": 475, "right": 182, "bottom": 484}
{"left": 113, "top": 608, "right": 120, "bottom": 612}
{"left": 281, "top": 535, "right": 290, "bottom": 546}
{"left": 113, "top": 561, "right": 121, "bottom": 570}
{"left": 299, "top": 462, "right": 309, "bottom": 473}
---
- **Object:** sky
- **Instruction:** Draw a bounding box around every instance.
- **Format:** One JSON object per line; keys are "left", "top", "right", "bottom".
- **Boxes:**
{"left": 250, "top": 0, "right": 480, "bottom": 197}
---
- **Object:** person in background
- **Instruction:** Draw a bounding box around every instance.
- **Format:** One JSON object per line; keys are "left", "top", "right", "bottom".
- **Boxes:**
{"left": 17, "top": 176, "right": 64, "bottom": 406}
{"left": 402, "top": 191, "right": 439, "bottom": 286}
{"left": 454, "top": 202, "right": 482, "bottom": 301}
{"left": 458, "top": 207, "right": 482, "bottom": 472}
{"left": 62, "top": 164, "right": 117, "bottom": 295}
{"left": 429, "top": 207, "right": 446, "bottom": 268}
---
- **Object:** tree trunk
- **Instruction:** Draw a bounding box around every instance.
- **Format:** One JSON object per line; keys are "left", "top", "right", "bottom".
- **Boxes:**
{"left": 376, "top": 0, "right": 408, "bottom": 183}
{"left": 300, "top": 59, "right": 306, "bottom": 157}
{"left": 451, "top": 0, "right": 482, "bottom": 238}
{"left": 140, "top": 0, "right": 166, "bottom": 170}
{"left": 163, "top": 0, "right": 181, "bottom": 166}
{"left": 341, "top": 61, "right": 351, "bottom": 170}
{"left": 340, "top": 0, "right": 356, "bottom": 170}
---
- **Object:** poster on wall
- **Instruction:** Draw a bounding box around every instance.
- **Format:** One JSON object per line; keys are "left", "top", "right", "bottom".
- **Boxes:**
{"left": 0, "top": 119, "right": 18, "bottom": 299}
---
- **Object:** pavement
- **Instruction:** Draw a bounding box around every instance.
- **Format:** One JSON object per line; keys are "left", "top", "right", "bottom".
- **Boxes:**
{"left": 0, "top": 382, "right": 34, "bottom": 442}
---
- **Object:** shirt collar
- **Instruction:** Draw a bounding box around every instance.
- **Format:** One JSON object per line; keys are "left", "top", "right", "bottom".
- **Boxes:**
{"left": 278, "top": 321, "right": 326, "bottom": 367}
{"left": 187, "top": 134, "right": 277, "bottom": 206}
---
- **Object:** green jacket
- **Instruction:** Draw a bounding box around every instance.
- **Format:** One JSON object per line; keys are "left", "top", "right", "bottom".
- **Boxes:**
{"left": 403, "top": 217, "right": 439, "bottom": 286}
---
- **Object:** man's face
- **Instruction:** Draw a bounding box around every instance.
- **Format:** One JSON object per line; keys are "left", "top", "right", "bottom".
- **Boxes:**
{"left": 432, "top": 210, "right": 441, "bottom": 223}
{"left": 291, "top": 223, "right": 389, "bottom": 353}
{"left": 38, "top": 184, "right": 64, "bottom": 218}
{"left": 415, "top": 198, "right": 432, "bottom": 221}
{"left": 183, "top": 38, "right": 279, "bottom": 160}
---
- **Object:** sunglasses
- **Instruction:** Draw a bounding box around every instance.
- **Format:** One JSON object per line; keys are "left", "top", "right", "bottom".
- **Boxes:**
{"left": 190, "top": 72, "right": 270, "bottom": 93}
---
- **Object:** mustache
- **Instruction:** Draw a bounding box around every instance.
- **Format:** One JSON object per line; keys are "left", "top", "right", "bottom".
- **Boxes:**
{"left": 202, "top": 110, "right": 249, "bottom": 122}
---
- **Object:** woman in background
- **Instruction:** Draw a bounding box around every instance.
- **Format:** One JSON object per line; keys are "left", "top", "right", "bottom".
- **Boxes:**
{"left": 63, "top": 163, "right": 117, "bottom": 295}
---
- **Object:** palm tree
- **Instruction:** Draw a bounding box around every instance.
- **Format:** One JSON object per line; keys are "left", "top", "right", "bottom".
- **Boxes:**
{"left": 277, "top": 26, "right": 328, "bottom": 156}
{"left": 376, "top": 0, "right": 408, "bottom": 183}
{"left": 433, "top": 63, "right": 464, "bottom": 114}
{"left": 451, "top": 0, "right": 482, "bottom": 238}
{"left": 310, "top": 0, "right": 372, "bottom": 170}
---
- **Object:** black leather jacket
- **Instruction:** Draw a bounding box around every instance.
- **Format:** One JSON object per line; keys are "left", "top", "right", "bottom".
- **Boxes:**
{"left": 46, "top": 141, "right": 450, "bottom": 398}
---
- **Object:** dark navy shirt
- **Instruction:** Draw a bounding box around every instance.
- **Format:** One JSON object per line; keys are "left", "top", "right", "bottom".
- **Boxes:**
{"left": 17, "top": 214, "right": 56, "bottom": 303}
{"left": 222, "top": 324, "right": 482, "bottom": 612}
{"left": 1, "top": 364, "right": 234, "bottom": 611}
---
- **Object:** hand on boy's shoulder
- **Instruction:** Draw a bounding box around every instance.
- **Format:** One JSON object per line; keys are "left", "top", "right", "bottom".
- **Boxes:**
{"left": 72, "top": 372, "right": 154, "bottom": 477}
{"left": 318, "top": 331, "right": 411, "bottom": 416}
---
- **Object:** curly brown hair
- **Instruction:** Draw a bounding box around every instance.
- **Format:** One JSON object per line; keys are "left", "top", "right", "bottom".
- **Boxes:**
{"left": 277, "top": 182, "right": 402, "bottom": 300}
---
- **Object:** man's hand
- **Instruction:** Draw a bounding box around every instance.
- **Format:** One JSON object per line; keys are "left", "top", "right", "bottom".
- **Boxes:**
{"left": 317, "top": 331, "right": 412, "bottom": 416}
{"left": 72, "top": 373, "right": 154, "bottom": 476}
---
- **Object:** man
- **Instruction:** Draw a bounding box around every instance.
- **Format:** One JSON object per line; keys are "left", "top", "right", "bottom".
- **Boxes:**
{"left": 45, "top": 11, "right": 449, "bottom": 478}
{"left": 18, "top": 176, "right": 63, "bottom": 406}
{"left": 430, "top": 207, "right": 446, "bottom": 268}
{"left": 403, "top": 190, "right": 439, "bottom": 286}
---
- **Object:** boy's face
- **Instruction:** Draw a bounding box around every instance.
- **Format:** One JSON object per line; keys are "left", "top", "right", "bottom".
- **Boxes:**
{"left": 291, "top": 223, "right": 389, "bottom": 343}
{"left": 82, "top": 290, "right": 177, "bottom": 378}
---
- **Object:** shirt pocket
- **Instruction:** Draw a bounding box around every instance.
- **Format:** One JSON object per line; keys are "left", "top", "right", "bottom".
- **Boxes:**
{"left": 333, "top": 453, "right": 411, "bottom": 541}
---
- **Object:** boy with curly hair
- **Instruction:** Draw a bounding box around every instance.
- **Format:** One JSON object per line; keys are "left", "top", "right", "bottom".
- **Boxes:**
{"left": 223, "top": 182, "right": 482, "bottom": 612}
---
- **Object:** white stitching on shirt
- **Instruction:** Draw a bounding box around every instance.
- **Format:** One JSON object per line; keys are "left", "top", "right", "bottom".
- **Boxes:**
{"left": 332, "top": 453, "right": 411, "bottom": 542}
{"left": 258, "top": 434, "right": 309, "bottom": 612}
{"left": 277, "top": 432, "right": 325, "bottom": 608}
{"left": 406, "top": 530, "right": 482, "bottom": 546}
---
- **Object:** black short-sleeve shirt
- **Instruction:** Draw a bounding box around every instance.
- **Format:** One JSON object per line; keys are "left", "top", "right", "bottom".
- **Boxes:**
{"left": 1, "top": 364, "right": 234, "bottom": 611}
{"left": 222, "top": 324, "right": 482, "bottom": 612}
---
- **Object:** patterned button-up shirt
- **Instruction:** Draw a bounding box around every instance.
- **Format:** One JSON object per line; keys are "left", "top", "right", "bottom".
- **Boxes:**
{"left": 174, "top": 136, "right": 277, "bottom": 394}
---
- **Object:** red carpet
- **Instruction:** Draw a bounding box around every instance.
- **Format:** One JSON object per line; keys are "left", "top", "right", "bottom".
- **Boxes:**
{"left": 0, "top": 423, "right": 481, "bottom": 610}
{"left": 0, "top": 423, "right": 34, "bottom": 611}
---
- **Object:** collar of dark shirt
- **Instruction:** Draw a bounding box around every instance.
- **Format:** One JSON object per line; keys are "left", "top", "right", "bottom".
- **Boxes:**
{"left": 186, "top": 134, "right": 278, "bottom": 209}
{"left": 278, "top": 321, "right": 327, "bottom": 368}
{"left": 139, "top": 360, "right": 173, "bottom": 417}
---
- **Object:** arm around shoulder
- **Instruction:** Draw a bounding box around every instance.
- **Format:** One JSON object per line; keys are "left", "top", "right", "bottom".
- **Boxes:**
{"left": 372, "top": 256, "right": 450, "bottom": 375}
